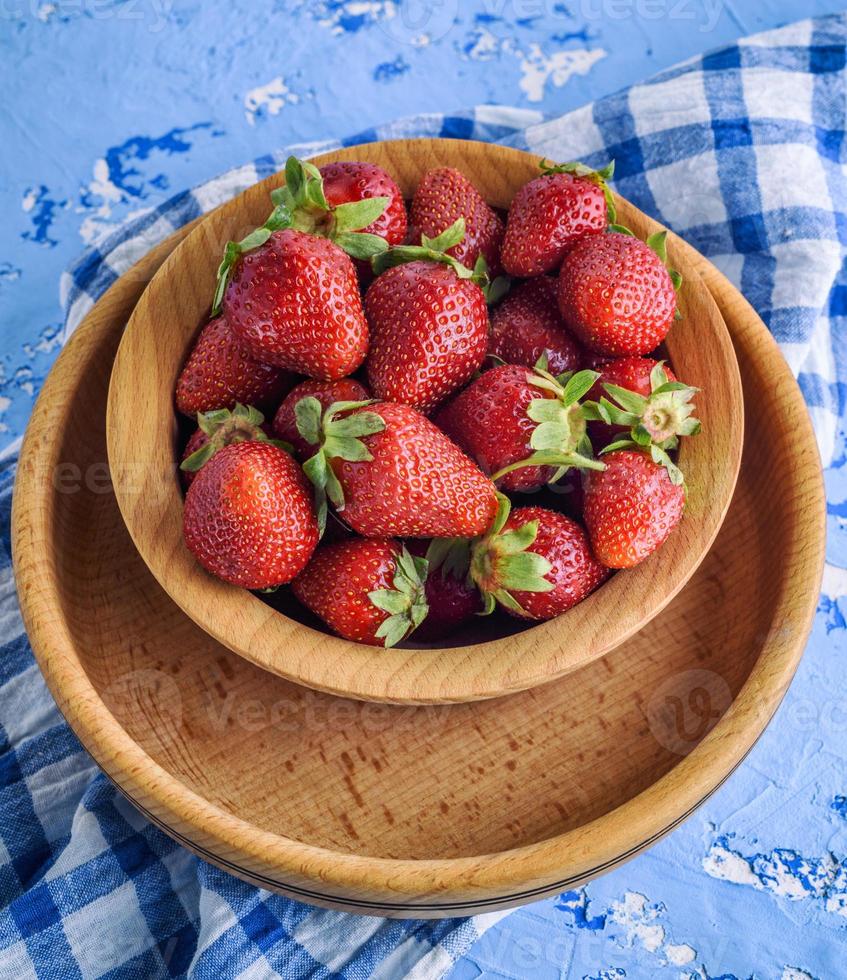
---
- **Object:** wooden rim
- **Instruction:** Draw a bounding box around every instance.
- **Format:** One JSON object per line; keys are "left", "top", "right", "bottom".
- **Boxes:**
{"left": 11, "top": 174, "right": 825, "bottom": 912}
{"left": 105, "top": 139, "right": 744, "bottom": 704}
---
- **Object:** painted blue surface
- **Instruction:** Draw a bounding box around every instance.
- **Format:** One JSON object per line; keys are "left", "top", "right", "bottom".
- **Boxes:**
{"left": 2, "top": 2, "right": 847, "bottom": 978}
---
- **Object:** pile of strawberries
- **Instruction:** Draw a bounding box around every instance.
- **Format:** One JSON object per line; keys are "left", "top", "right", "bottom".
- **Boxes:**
{"left": 175, "top": 155, "right": 700, "bottom": 648}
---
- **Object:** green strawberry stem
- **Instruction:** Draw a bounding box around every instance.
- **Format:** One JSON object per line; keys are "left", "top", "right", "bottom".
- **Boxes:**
{"left": 297, "top": 397, "right": 386, "bottom": 536}
{"left": 582, "top": 360, "right": 699, "bottom": 486}
{"left": 371, "top": 218, "right": 490, "bottom": 291}
{"left": 180, "top": 404, "right": 292, "bottom": 473}
{"left": 211, "top": 155, "right": 391, "bottom": 315}
{"left": 469, "top": 494, "right": 554, "bottom": 616}
{"left": 490, "top": 365, "right": 606, "bottom": 484}
{"left": 369, "top": 546, "right": 430, "bottom": 648}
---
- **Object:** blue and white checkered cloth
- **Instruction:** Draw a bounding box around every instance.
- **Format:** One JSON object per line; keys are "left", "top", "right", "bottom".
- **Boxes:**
{"left": 3, "top": 12, "right": 845, "bottom": 978}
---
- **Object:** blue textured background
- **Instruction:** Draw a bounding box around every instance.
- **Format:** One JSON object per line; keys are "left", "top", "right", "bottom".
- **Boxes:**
{"left": 3, "top": 2, "right": 847, "bottom": 978}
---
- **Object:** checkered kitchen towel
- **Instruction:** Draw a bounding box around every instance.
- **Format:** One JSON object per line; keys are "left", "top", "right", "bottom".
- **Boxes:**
{"left": 2, "top": 13, "right": 845, "bottom": 979}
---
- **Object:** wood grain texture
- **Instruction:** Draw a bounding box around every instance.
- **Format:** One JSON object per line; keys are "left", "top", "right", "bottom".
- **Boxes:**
{"left": 11, "top": 145, "right": 825, "bottom": 916}
{"left": 106, "top": 139, "right": 744, "bottom": 704}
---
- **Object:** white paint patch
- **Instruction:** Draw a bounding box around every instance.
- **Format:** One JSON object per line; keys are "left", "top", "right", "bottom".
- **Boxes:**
{"left": 702, "top": 842, "right": 763, "bottom": 888}
{"left": 821, "top": 562, "right": 847, "bottom": 600}
{"left": 318, "top": 1, "right": 394, "bottom": 35}
{"left": 519, "top": 45, "right": 606, "bottom": 102}
{"left": 76, "top": 158, "right": 133, "bottom": 245}
{"left": 244, "top": 77, "right": 301, "bottom": 126}
{"left": 21, "top": 188, "right": 37, "bottom": 213}
{"left": 0, "top": 396, "right": 10, "bottom": 433}
{"left": 36, "top": 2, "right": 56, "bottom": 21}
{"left": 782, "top": 968, "right": 816, "bottom": 980}
{"left": 608, "top": 892, "right": 665, "bottom": 953}
{"left": 666, "top": 943, "right": 696, "bottom": 965}
{"left": 464, "top": 27, "right": 504, "bottom": 61}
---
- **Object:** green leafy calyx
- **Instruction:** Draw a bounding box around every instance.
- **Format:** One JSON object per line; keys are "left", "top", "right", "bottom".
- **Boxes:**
{"left": 180, "top": 404, "right": 292, "bottom": 473}
{"left": 490, "top": 362, "right": 607, "bottom": 484}
{"left": 469, "top": 494, "right": 554, "bottom": 616}
{"left": 298, "top": 397, "right": 386, "bottom": 535}
{"left": 646, "top": 230, "right": 683, "bottom": 293}
{"left": 369, "top": 546, "right": 429, "bottom": 648}
{"left": 540, "top": 158, "right": 619, "bottom": 226}
{"left": 582, "top": 361, "right": 699, "bottom": 486}
{"left": 425, "top": 536, "right": 472, "bottom": 585}
{"left": 212, "top": 155, "right": 391, "bottom": 314}
{"left": 371, "top": 218, "right": 487, "bottom": 289}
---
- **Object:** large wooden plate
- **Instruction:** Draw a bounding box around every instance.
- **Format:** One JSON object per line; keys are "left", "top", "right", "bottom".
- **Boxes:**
{"left": 106, "top": 140, "right": 744, "bottom": 704}
{"left": 11, "top": 196, "right": 824, "bottom": 916}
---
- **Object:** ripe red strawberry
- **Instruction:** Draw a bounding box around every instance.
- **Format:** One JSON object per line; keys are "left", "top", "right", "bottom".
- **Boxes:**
{"left": 584, "top": 357, "right": 698, "bottom": 464}
{"left": 213, "top": 156, "right": 399, "bottom": 378}
{"left": 469, "top": 497, "right": 608, "bottom": 619}
{"left": 296, "top": 397, "right": 498, "bottom": 538}
{"left": 273, "top": 378, "right": 369, "bottom": 460}
{"left": 500, "top": 161, "right": 612, "bottom": 277}
{"left": 557, "top": 231, "right": 680, "bottom": 356}
{"left": 175, "top": 314, "right": 294, "bottom": 418}
{"left": 365, "top": 221, "right": 489, "bottom": 413}
{"left": 224, "top": 228, "right": 368, "bottom": 380}
{"left": 488, "top": 277, "right": 583, "bottom": 375}
{"left": 179, "top": 404, "right": 278, "bottom": 490}
{"left": 410, "top": 167, "right": 505, "bottom": 276}
{"left": 292, "top": 538, "right": 428, "bottom": 647}
{"left": 435, "top": 363, "right": 603, "bottom": 493}
{"left": 406, "top": 539, "right": 481, "bottom": 640}
{"left": 583, "top": 450, "right": 685, "bottom": 568}
{"left": 183, "top": 441, "right": 318, "bottom": 590}
{"left": 320, "top": 161, "right": 407, "bottom": 248}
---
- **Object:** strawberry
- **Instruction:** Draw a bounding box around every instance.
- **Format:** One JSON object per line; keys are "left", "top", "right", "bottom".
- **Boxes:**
{"left": 557, "top": 230, "right": 681, "bottom": 357}
{"left": 410, "top": 167, "right": 505, "bottom": 276}
{"left": 183, "top": 441, "right": 319, "bottom": 590}
{"left": 365, "top": 220, "right": 490, "bottom": 413}
{"left": 295, "top": 397, "right": 498, "bottom": 538}
{"left": 292, "top": 538, "right": 428, "bottom": 647}
{"left": 488, "top": 277, "right": 583, "bottom": 375}
{"left": 179, "top": 404, "right": 281, "bottom": 490}
{"left": 320, "top": 161, "right": 407, "bottom": 248}
{"left": 583, "top": 450, "right": 685, "bottom": 568}
{"left": 584, "top": 358, "right": 699, "bottom": 472}
{"left": 223, "top": 228, "right": 369, "bottom": 380}
{"left": 273, "top": 378, "right": 369, "bottom": 460}
{"left": 175, "top": 314, "right": 294, "bottom": 418}
{"left": 406, "top": 539, "right": 481, "bottom": 640}
{"left": 213, "top": 156, "right": 401, "bottom": 379}
{"left": 500, "top": 161, "right": 613, "bottom": 277}
{"left": 468, "top": 496, "right": 608, "bottom": 619}
{"left": 435, "top": 363, "right": 603, "bottom": 493}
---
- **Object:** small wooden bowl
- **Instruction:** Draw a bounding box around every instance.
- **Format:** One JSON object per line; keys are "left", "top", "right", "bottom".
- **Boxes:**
{"left": 107, "top": 139, "right": 744, "bottom": 704}
{"left": 12, "top": 213, "right": 824, "bottom": 916}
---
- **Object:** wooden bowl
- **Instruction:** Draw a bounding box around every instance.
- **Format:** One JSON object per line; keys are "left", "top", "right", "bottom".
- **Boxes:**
{"left": 12, "top": 214, "right": 824, "bottom": 917}
{"left": 106, "top": 139, "right": 743, "bottom": 704}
